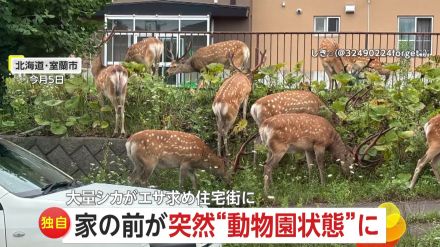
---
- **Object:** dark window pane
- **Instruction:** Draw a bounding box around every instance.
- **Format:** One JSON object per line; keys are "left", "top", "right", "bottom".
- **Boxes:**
{"left": 417, "top": 18, "right": 432, "bottom": 32}
{"left": 156, "top": 20, "right": 178, "bottom": 31}
{"left": 111, "top": 19, "right": 133, "bottom": 30}
{"left": 416, "top": 18, "right": 432, "bottom": 51}
{"left": 180, "top": 35, "right": 207, "bottom": 57}
{"left": 134, "top": 20, "right": 178, "bottom": 32}
{"left": 163, "top": 38, "right": 178, "bottom": 63}
{"left": 135, "top": 20, "right": 158, "bottom": 31}
{"left": 181, "top": 20, "right": 208, "bottom": 31}
{"left": 328, "top": 18, "right": 339, "bottom": 32}
{"left": 112, "top": 35, "right": 133, "bottom": 61}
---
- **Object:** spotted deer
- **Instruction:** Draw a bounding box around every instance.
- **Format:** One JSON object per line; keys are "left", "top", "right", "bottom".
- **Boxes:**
{"left": 125, "top": 130, "right": 228, "bottom": 190}
{"left": 91, "top": 28, "right": 129, "bottom": 137}
{"left": 319, "top": 38, "right": 390, "bottom": 88}
{"left": 212, "top": 50, "right": 267, "bottom": 158}
{"left": 248, "top": 90, "right": 338, "bottom": 165}
{"left": 167, "top": 40, "right": 250, "bottom": 75}
{"left": 125, "top": 37, "right": 164, "bottom": 75}
{"left": 259, "top": 113, "right": 391, "bottom": 194}
{"left": 409, "top": 114, "right": 440, "bottom": 189}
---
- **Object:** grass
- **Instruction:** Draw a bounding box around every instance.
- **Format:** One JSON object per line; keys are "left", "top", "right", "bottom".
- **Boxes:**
{"left": 82, "top": 141, "right": 440, "bottom": 207}
{"left": 407, "top": 212, "right": 440, "bottom": 224}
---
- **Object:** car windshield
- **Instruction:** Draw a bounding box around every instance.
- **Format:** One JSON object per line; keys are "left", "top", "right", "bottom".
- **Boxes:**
{"left": 0, "top": 139, "right": 73, "bottom": 198}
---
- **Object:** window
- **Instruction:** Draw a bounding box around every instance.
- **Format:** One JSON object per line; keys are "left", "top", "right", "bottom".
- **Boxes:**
{"left": 398, "top": 17, "right": 432, "bottom": 52}
{"left": 105, "top": 15, "right": 211, "bottom": 85}
{"left": 314, "top": 17, "right": 340, "bottom": 33}
{"left": 135, "top": 20, "right": 179, "bottom": 32}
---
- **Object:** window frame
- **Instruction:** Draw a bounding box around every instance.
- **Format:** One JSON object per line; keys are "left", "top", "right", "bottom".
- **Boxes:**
{"left": 104, "top": 14, "right": 211, "bottom": 85}
{"left": 313, "top": 16, "right": 341, "bottom": 33}
{"left": 397, "top": 16, "right": 433, "bottom": 53}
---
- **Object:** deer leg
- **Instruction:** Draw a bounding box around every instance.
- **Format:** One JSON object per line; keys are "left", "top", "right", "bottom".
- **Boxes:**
{"left": 217, "top": 131, "right": 223, "bottom": 157}
{"left": 409, "top": 154, "right": 429, "bottom": 189}
{"left": 97, "top": 92, "right": 105, "bottom": 119}
{"left": 130, "top": 159, "right": 144, "bottom": 186}
{"left": 409, "top": 149, "right": 440, "bottom": 189}
{"left": 305, "top": 151, "right": 315, "bottom": 182}
{"left": 179, "top": 163, "right": 190, "bottom": 190}
{"left": 224, "top": 133, "right": 230, "bottom": 158}
{"left": 263, "top": 150, "right": 286, "bottom": 195}
{"left": 136, "top": 155, "right": 158, "bottom": 187}
{"left": 112, "top": 103, "right": 120, "bottom": 137}
{"left": 216, "top": 116, "right": 223, "bottom": 156}
{"left": 242, "top": 96, "right": 249, "bottom": 120}
{"left": 155, "top": 57, "right": 161, "bottom": 76}
{"left": 431, "top": 154, "right": 440, "bottom": 183}
{"left": 187, "top": 170, "right": 197, "bottom": 191}
{"left": 119, "top": 104, "right": 126, "bottom": 138}
{"left": 314, "top": 146, "right": 326, "bottom": 185}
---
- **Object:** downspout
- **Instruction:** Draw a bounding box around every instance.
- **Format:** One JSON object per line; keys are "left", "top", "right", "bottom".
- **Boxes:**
{"left": 366, "top": 0, "right": 371, "bottom": 49}
{"left": 367, "top": 0, "right": 371, "bottom": 32}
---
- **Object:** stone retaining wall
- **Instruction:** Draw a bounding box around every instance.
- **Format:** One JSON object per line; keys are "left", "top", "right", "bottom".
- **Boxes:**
{"left": 0, "top": 135, "right": 129, "bottom": 178}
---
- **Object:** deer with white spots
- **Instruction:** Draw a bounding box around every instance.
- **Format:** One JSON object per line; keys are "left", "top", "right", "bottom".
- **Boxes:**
{"left": 167, "top": 40, "right": 250, "bottom": 76}
{"left": 212, "top": 50, "right": 267, "bottom": 158}
{"left": 409, "top": 114, "right": 440, "bottom": 189}
{"left": 125, "top": 37, "right": 164, "bottom": 75}
{"left": 125, "top": 130, "right": 228, "bottom": 190}
{"left": 259, "top": 113, "right": 391, "bottom": 194}
{"left": 319, "top": 38, "right": 390, "bottom": 89}
{"left": 91, "top": 28, "right": 129, "bottom": 137}
{"left": 247, "top": 90, "right": 338, "bottom": 165}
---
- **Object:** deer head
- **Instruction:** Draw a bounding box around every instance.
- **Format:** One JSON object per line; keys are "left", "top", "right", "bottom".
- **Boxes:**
{"left": 91, "top": 26, "right": 116, "bottom": 78}
{"left": 166, "top": 41, "right": 194, "bottom": 75}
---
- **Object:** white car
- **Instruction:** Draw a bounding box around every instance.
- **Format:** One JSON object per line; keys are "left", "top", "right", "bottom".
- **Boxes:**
{"left": 0, "top": 138, "right": 220, "bottom": 247}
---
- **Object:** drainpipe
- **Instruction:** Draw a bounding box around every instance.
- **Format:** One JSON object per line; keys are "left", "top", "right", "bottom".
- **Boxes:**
{"left": 366, "top": 0, "right": 371, "bottom": 49}
{"left": 367, "top": 0, "right": 371, "bottom": 32}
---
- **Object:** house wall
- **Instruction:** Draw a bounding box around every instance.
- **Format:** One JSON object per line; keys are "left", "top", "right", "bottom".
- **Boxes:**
{"left": 112, "top": 0, "right": 251, "bottom": 7}
{"left": 251, "top": 0, "right": 440, "bottom": 32}
{"left": 247, "top": 0, "right": 439, "bottom": 76}
{"left": 213, "top": 17, "right": 250, "bottom": 31}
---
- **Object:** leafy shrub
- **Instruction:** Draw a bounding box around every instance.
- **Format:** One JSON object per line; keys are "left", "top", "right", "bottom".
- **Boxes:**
{"left": 1, "top": 59, "right": 440, "bottom": 205}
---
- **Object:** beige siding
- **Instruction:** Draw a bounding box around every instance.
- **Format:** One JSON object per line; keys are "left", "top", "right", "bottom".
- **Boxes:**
{"left": 251, "top": 0, "right": 440, "bottom": 33}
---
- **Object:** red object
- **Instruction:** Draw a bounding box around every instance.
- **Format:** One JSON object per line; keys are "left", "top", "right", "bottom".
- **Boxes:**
{"left": 38, "top": 207, "right": 70, "bottom": 239}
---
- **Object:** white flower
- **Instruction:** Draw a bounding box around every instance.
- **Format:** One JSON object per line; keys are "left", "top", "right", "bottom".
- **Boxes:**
{"left": 328, "top": 174, "right": 333, "bottom": 178}
{"left": 350, "top": 171, "right": 355, "bottom": 174}
{"left": 358, "top": 175, "right": 363, "bottom": 178}
{"left": 267, "top": 196, "right": 275, "bottom": 200}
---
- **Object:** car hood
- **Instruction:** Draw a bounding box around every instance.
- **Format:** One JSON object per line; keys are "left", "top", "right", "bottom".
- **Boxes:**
{"left": 38, "top": 183, "right": 199, "bottom": 208}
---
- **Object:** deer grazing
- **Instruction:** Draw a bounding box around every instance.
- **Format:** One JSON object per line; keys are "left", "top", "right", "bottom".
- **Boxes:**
{"left": 125, "top": 130, "right": 228, "bottom": 190}
{"left": 212, "top": 50, "right": 267, "bottom": 158}
{"left": 167, "top": 40, "right": 250, "bottom": 75}
{"left": 319, "top": 38, "right": 390, "bottom": 88}
{"left": 248, "top": 90, "right": 338, "bottom": 165}
{"left": 259, "top": 113, "right": 391, "bottom": 194}
{"left": 91, "top": 28, "right": 129, "bottom": 138}
{"left": 409, "top": 114, "right": 440, "bottom": 189}
{"left": 125, "top": 37, "right": 164, "bottom": 75}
